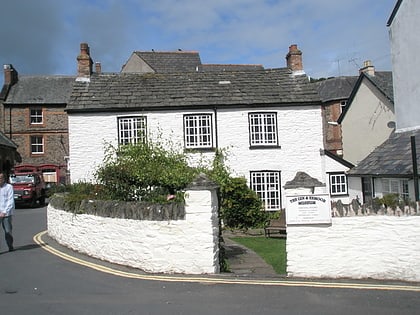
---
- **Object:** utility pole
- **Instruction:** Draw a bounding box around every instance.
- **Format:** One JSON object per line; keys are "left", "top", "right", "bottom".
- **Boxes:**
{"left": 411, "top": 136, "right": 419, "bottom": 202}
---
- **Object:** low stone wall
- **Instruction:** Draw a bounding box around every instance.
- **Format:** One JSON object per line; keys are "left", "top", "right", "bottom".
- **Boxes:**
{"left": 47, "top": 185, "right": 220, "bottom": 274}
{"left": 287, "top": 203, "right": 420, "bottom": 282}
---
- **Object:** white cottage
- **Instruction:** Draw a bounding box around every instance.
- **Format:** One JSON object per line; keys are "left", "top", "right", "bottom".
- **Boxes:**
{"left": 67, "top": 43, "right": 351, "bottom": 210}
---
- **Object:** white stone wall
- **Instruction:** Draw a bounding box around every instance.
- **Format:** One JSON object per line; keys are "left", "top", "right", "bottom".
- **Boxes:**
{"left": 68, "top": 105, "right": 325, "bottom": 204}
{"left": 47, "top": 188, "right": 220, "bottom": 274}
{"left": 287, "top": 216, "right": 420, "bottom": 282}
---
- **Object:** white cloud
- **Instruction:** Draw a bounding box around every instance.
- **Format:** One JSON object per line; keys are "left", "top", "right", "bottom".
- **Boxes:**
{"left": 0, "top": 0, "right": 396, "bottom": 86}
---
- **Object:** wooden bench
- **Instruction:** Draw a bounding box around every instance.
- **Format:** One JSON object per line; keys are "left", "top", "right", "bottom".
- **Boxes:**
{"left": 264, "top": 214, "right": 287, "bottom": 238}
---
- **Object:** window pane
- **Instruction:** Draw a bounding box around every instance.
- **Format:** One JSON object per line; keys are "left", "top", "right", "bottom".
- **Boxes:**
{"left": 330, "top": 174, "right": 347, "bottom": 195}
{"left": 249, "top": 113, "right": 278, "bottom": 146}
{"left": 184, "top": 114, "right": 212, "bottom": 149}
{"left": 250, "top": 171, "right": 281, "bottom": 210}
{"left": 30, "top": 109, "right": 43, "bottom": 124}
{"left": 118, "top": 117, "right": 147, "bottom": 145}
{"left": 31, "top": 136, "right": 44, "bottom": 154}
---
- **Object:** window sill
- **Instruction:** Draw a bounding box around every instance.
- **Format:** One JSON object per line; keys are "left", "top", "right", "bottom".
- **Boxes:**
{"left": 249, "top": 145, "right": 281, "bottom": 150}
{"left": 184, "top": 147, "right": 216, "bottom": 153}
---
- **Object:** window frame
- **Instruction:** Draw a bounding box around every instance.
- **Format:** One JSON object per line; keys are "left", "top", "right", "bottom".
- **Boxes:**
{"left": 382, "top": 178, "right": 409, "bottom": 199}
{"left": 250, "top": 170, "right": 282, "bottom": 211}
{"left": 248, "top": 112, "right": 279, "bottom": 148}
{"left": 117, "top": 116, "right": 147, "bottom": 145}
{"left": 183, "top": 113, "right": 213, "bottom": 150}
{"left": 30, "top": 108, "right": 43, "bottom": 125}
{"left": 30, "top": 135, "right": 44, "bottom": 155}
{"left": 329, "top": 172, "right": 348, "bottom": 196}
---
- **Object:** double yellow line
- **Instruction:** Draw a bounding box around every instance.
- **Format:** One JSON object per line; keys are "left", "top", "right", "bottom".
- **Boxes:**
{"left": 34, "top": 231, "right": 420, "bottom": 292}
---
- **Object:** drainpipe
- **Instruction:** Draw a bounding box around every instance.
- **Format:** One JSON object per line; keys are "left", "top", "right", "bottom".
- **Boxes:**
{"left": 411, "top": 136, "right": 419, "bottom": 201}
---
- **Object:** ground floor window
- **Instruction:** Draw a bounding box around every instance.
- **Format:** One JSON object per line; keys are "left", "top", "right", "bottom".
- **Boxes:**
{"left": 250, "top": 171, "right": 281, "bottom": 210}
{"left": 329, "top": 173, "right": 348, "bottom": 195}
{"left": 382, "top": 178, "right": 409, "bottom": 200}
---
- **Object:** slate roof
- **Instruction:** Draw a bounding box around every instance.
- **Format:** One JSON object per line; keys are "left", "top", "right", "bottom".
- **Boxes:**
{"left": 67, "top": 68, "right": 321, "bottom": 112}
{"left": 133, "top": 51, "right": 202, "bottom": 73}
{"left": 315, "top": 76, "right": 358, "bottom": 102}
{"left": 348, "top": 128, "right": 420, "bottom": 177}
{"left": 200, "top": 64, "right": 264, "bottom": 72}
{"left": 4, "top": 76, "right": 75, "bottom": 104}
{"left": 338, "top": 71, "right": 393, "bottom": 124}
{"left": 0, "top": 131, "right": 17, "bottom": 149}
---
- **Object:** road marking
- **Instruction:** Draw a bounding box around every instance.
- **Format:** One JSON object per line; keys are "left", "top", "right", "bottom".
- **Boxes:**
{"left": 34, "top": 231, "right": 420, "bottom": 292}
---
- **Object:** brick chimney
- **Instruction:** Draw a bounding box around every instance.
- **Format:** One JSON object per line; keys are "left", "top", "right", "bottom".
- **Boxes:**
{"left": 77, "top": 43, "right": 93, "bottom": 81}
{"left": 3, "top": 64, "right": 18, "bottom": 85}
{"left": 359, "top": 60, "right": 375, "bottom": 76}
{"left": 286, "top": 44, "right": 304, "bottom": 75}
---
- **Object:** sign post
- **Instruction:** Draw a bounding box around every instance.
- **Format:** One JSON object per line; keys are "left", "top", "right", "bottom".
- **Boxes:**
{"left": 286, "top": 194, "right": 331, "bottom": 225}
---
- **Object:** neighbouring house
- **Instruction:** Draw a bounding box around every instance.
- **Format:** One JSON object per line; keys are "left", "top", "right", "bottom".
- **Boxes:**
{"left": 315, "top": 76, "right": 358, "bottom": 157}
{"left": 0, "top": 64, "right": 74, "bottom": 185}
{"left": 338, "top": 61, "right": 395, "bottom": 165}
{"left": 121, "top": 50, "right": 264, "bottom": 73}
{"left": 121, "top": 50, "right": 202, "bottom": 73}
{"left": 67, "top": 43, "right": 352, "bottom": 210}
{"left": 346, "top": 0, "right": 420, "bottom": 204}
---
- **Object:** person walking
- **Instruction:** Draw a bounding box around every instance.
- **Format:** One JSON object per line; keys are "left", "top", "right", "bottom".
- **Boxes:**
{"left": 0, "top": 172, "right": 15, "bottom": 252}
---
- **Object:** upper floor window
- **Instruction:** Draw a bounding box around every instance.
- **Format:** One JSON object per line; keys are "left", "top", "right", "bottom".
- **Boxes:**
{"left": 249, "top": 112, "right": 278, "bottom": 147}
{"left": 118, "top": 116, "right": 147, "bottom": 145}
{"left": 30, "top": 108, "right": 43, "bottom": 124}
{"left": 30, "top": 135, "right": 44, "bottom": 154}
{"left": 250, "top": 171, "right": 281, "bottom": 211}
{"left": 330, "top": 173, "right": 348, "bottom": 195}
{"left": 184, "top": 114, "right": 213, "bottom": 149}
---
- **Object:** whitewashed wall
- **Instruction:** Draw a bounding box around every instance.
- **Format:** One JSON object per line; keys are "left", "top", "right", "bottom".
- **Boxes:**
{"left": 287, "top": 216, "right": 420, "bottom": 282}
{"left": 68, "top": 105, "right": 326, "bottom": 204}
{"left": 47, "top": 188, "right": 220, "bottom": 274}
{"left": 389, "top": 0, "right": 420, "bottom": 131}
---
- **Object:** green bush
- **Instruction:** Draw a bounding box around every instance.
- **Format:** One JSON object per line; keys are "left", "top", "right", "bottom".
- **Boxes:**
{"left": 95, "top": 141, "right": 198, "bottom": 202}
{"left": 207, "top": 150, "right": 267, "bottom": 230}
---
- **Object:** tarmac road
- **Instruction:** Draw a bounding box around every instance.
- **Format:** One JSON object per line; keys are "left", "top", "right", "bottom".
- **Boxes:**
{"left": 1, "top": 205, "right": 419, "bottom": 315}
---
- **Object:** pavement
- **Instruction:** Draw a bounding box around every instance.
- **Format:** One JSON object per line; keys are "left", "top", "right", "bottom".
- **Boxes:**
{"left": 221, "top": 229, "right": 278, "bottom": 277}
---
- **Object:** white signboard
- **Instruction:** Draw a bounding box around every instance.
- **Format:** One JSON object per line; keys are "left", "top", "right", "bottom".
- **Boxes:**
{"left": 286, "top": 194, "right": 331, "bottom": 225}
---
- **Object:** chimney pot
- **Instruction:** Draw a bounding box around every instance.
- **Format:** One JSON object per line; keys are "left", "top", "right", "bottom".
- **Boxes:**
{"left": 359, "top": 60, "right": 375, "bottom": 76}
{"left": 286, "top": 44, "right": 304, "bottom": 75}
{"left": 95, "top": 62, "right": 102, "bottom": 74}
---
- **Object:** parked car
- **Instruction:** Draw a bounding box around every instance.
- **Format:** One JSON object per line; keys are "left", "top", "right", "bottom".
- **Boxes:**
{"left": 9, "top": 172, "right": 47, "bottom": 207}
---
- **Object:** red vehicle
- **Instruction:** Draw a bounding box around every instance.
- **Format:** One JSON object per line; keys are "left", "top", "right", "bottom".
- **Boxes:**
{"left": 9, "top": 172, "right": 47, "bottom": 207}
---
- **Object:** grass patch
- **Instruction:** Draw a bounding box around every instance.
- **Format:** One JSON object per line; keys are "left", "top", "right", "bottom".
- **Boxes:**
{"left": 231, "top": 236, "right": 286, "bottom": 275}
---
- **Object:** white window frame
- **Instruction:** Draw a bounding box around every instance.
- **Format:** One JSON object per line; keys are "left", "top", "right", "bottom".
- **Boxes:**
{"left": 250, "top": 171, "right": 281, "bottom": 211}
{"left": 329, "top": 173, "right": 348, "bottom": 195}
{"left": 30, "top": 108, "right": 43, "bottom": 124}
{"left": 118, "top": 116, "right": 147, "bottom": 145}
{"left": 184, "top": 114, "right": 213, "bottom": 149}
{"left": 382, "top": 178, "right": 409, "bottom": 199}
{"left": 249, "top": 112, "right": 278, "bottom": 147}
{"left": 30, "top": 135, "right": 44, "bottom": 154}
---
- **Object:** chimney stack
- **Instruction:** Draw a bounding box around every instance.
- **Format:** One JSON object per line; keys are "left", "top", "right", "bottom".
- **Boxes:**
{"left": 359, "top": 60, "right": 375, "bottom": 76}
{"left": 77, "top": 43, "right": 93, "bottom": 81}
{"left": 95, "top": 62, "right": 102, "bottom": 74}
{"left": 3, "top": 64, "right": 18, "bottom": 85}
{"left": 286, "top": 44, "right": 304, "bottom": 75}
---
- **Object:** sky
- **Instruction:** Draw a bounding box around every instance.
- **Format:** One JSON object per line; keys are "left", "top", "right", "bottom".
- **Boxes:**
{"left": 0, "top": 0, "right": 397, "bottom": 86}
